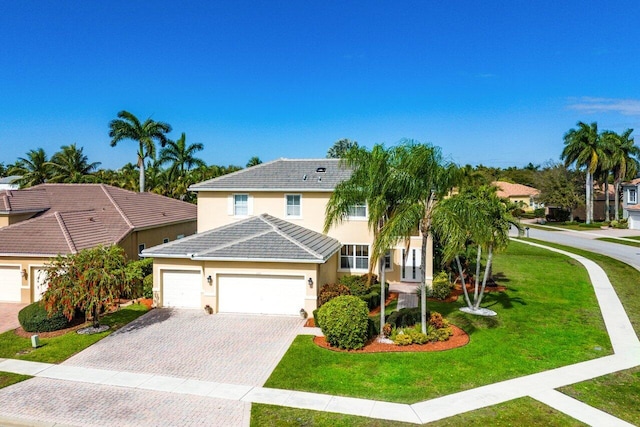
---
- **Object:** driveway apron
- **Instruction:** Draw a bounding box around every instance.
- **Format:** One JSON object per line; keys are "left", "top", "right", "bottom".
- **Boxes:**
{"left": 0, "top": 303, "right": 27, "bottom": 334}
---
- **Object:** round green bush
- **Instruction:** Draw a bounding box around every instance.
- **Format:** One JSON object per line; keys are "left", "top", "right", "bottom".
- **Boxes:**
{"left": 317, "top": 295, "right": 369, "bottom": 350}
{"left": 429, "top": 272, "right": 452, "bottom": 300}
{"left": 18, "top": 302, "right": 72, "bottom": 333}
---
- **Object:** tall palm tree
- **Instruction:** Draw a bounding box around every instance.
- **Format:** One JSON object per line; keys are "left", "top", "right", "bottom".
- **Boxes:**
{"left": 8, "top": 148, "right": 52, "bottom": 187}
{"left": 109, "top": 110, "right": 172, "bottom": 192}
{"left": 378, "top": 141, "right": 458, "bottom": 333}
{"left": 48, "top": 144, "right": 101, "bottom": 183}
{"left": 327, "top": 138, "right": 359, "bottom": 159}
{"left": 246, "top": 156, "right": 263, "bottom": 167}
{"left": 603, "top": 129, "right": 640, "bottom": 220}
{"left": 324, "top": 144, "right": 399, "bottom": 333}
{"left": 159, "top": 132, "right": 206, "bottom": 179}
{"left": 561, "top": 122, "right": 603, "bottom": 224}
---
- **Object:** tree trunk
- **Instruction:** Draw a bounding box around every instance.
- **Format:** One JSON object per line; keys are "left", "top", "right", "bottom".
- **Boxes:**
{"left": 92, "top": 305, "right": 100, "bottom": 328}
{"left": 456, "top": 256, "right": 473, "bottom": 309}
{"left": 379, "top": 257, "right": 386, "bottom": 335}
{"left": 604, "top": 180, "right": 610, "bottom": 222}
{"left": 585, "top": 172, "right": 592, "bottom": 224}
{"left": 473, "top": 245, "right": 482, "bottom": 302}
{"left": 138, "top": 155, "right": 145, "bottom": 193}
{"left": 420, "top": 230, "right": 428, "bottom": 334}
{"left": 473, "top": 246, "right": 494, "bottom": 310}
{"left": 614, "top": 180, "right": 621, "bottom": 220}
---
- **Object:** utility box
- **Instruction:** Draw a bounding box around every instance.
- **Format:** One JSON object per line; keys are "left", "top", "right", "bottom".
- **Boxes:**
{"left": 31, "top": 334, "right": 40, "bottom": 348}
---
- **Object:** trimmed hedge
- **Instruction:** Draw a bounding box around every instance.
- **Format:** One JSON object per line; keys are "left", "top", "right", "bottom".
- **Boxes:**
{"left": 387, "top": 307, "right": 425, "bottom": 329}
{"left": 317, "top": 295, "right": 369, "bottom": 350}
{"left": 18, "top": 302, "right": 72, "bottom": 333}
{"left": 318, "top": 283, "right": 351, "bottom": 307}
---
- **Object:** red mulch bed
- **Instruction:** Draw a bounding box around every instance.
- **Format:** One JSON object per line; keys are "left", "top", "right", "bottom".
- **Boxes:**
{"left": 313, "top": 324, "right": 469, "bottom": 353}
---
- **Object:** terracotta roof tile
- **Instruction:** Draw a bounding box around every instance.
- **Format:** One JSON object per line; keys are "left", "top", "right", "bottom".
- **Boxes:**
{"left": 492, "top": 181, "right": 540, "bottom": 198}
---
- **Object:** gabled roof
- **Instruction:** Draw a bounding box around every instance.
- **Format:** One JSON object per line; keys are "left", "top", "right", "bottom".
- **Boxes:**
{"left": 189, "top": 158, "right": 351, "bottom": 192}
{"left": 622, "top": 178, "right": 640, "bottom": 186}
{"left": 492, "top": 181, "right": 540, "bottom": 198}
{"left": 0, "top": 184, "right": 196, "bottom": 256}
{"left": 141, "top": 214, "right": 342, "bottom": 264}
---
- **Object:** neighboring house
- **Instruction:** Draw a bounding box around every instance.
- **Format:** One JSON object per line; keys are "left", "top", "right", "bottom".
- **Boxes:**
{"left": 492, "top": 181, "right": 541, "bottom": 211}
{"left": 0, "top": 184, "right": 197, "bottom": 303}
{"left": 0, "top": 176, "right": 21, "bottom": 191}
{"left": 142, "top": 158, "right": 430, "bottom": 316}
{"left": 570, "top": 184, "right": 616, "bottom": 222}
{"left": 622, "top": 178, "right": 640, "bottom": 229}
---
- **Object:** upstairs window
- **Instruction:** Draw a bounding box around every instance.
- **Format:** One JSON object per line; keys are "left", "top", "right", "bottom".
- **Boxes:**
{"left": 629, "top": 189, "right": 638, "bottom": 204}
{"left": 348, "top": 203, "right": 367, "bottom": 218}
{"left": 234, "top": 194, "right": 249, "bottom": 216}
{"left": 340, "top": 244, "right": 369, "bottom": 270}
{"left": 286, "top": 194, "right": 301, "bottom": 217}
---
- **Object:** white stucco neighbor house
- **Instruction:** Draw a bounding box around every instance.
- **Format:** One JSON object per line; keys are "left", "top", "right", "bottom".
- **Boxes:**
{"left": 142, "top": 158, "right": 432, "bottom": 316}
{"left": 621, "top": 178, "right": 640, "bottom": 229}
{"left": 0, "top": 176, "right": 21, "bottom": 191}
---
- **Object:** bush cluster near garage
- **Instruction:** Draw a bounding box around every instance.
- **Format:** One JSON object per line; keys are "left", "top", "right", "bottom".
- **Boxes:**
{"left": 317, "top": 295, "right": 369, "bottom": 350}
{"left": 339, "top": 274, "right": 389, "bottom": 310}
{"left": 18, "top": 302, "right": 73, "bottom": 332}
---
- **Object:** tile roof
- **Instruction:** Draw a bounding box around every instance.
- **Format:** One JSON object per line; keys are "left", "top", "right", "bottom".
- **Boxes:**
{"left": 622, "top": 178, "right": 640, "bottom": 186}
{"left": 142, "top": 214, "right": 342, "bottom": 263}
{"left": 189, "top": 158, "right": 352, "bottom": 192}
{"left": 492, "top": 181, "right": 540, "bottom": 198}
{"left": 0, "top": 184, "right": 196, "bottom": 256}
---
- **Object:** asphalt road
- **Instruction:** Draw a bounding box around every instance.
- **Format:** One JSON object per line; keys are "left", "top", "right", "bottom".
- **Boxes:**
{"left": 512, "top": 225, "right": 640, "bottom": 271}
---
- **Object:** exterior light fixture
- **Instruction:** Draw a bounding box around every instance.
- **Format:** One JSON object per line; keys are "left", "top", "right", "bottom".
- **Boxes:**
{"left": 207, "top": 275, "right": 213, "bottom": 285}
{"left": 21, "top": 269, "right": 27, "bottom": 279}
{"left": 308, "top": 277, "right": 313, "bottom": 288}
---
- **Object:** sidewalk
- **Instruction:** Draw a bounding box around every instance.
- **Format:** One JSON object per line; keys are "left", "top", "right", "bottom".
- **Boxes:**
{"left": 1, "top": 239, "right": 639, "bottom": 426}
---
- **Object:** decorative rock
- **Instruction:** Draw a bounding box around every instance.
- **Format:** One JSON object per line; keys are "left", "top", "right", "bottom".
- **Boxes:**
{"left": 459, "top": 307, "right": 497, "bottom": 317}
{"left": 77, "top": 325, "right": 110, "bottom": 335}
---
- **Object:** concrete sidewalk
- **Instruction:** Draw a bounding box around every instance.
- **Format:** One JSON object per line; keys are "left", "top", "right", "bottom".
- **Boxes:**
{"left": 0, "top": 239, "right": 639, "bottom": 426}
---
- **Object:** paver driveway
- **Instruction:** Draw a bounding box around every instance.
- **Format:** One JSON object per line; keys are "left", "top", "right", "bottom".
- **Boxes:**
{"left": 0, "top": 309, "right": 304, "bottom": 426}
{"left": 0, "top": 302, "right": 27, "bottom": 334}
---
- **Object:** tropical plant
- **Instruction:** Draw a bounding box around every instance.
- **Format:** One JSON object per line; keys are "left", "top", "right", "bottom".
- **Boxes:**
{"left": 41, "top": 246, "right": 133, "bottom": 327}
{"left": 324, "top": 144, "right": 400, "bottom": 334}
{"left": 602, "top": 129, "right": 639, "bottom": 220}
{"left": 377, "top": 141, "right": 458, "bottom": 333}
{"left": 8, "top": 148, "right": 52, "bottom": 187}
{"left": 326, "top": 138, "right": 359, "bottom": 158}
{"left": 536, "top": 162, "right": 582, "bottom": 220}
{"left": 561, "top": 121, "right": 604, "bottom": 224}
{"left": 108, "top": 110, "right": 172, "bottom": 192}
{"left": 159, "top": 132, "right": 206, "bottom": 179}
{"left": 246, "top": 156, "right": 262, "bottom": 167}
{"left": 48, "top": 144, "right": 101, "bottom": 183}
{"left": 316, "top": 295, "right": 369, "bottom": 350}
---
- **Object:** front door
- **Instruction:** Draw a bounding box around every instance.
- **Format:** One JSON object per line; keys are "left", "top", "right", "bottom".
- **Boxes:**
{"left": 401, "top": 248, "right": 422, "bottom": 282}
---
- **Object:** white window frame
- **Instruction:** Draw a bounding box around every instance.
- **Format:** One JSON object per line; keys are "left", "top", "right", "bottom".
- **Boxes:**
{"left": 629, "top": 188, "right": 637, "bottom": 204}
{"left": 233, "top": 194, "right": 250, "bottom": 216}
{"left": 339, "top": 244, "right": 369, "bottom": 272}
{"left": 347, "top": 203, "right": 367, "bottom": 220}
{"left": 285, "top": 194, "right": 302, "bottom": 218}
{"left": 384, "top": 250, "right": 393, "bottom": 271}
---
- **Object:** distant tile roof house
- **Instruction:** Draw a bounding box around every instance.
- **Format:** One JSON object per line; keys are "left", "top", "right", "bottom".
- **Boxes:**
{"left": 0, "top": 184, "right": 197, "bottom": 304}
{"left": 142, "top": 158, "right": 431, "bottom": 316}
{"left": 492, "top": 181, "right": 541, "bottom": 211}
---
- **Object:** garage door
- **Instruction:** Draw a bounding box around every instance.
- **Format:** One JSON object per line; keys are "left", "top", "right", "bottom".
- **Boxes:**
{"left": 162, "top": 270, "right": 202, "bottom": 309}
{"left": 218, "top": 274, "right": 306, "bottom": 315}
{"left": 0, "top": 266, "right": 22, "bottom": 302}
{"left": 629, "top": 212, "right": 640, "bottom": 230}
{"left": 32, "top": 268, "right": 48, "bottom": 301}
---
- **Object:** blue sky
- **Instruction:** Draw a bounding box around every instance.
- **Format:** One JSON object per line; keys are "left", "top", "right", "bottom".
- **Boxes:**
{"left": 1, "top": 1, "right": 640, "bottom": 170}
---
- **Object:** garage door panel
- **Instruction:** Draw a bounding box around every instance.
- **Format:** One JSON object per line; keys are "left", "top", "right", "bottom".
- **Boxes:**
{"left": 162, "top": 270, "right": 202, "bottom": 309}
{"left": 0, "top": 266, "right": 22, "bottom": 302}
{"left": 218, "top": 274, "right": 305, "bottom": 316}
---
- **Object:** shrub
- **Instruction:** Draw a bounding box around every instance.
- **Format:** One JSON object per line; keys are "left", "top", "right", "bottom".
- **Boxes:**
{"left": 382, "top": 323, "right": 392, "bottom": 338}
{"left": 430, "top": 272, "right": 452, "bottom": 300}
{"left": 429, "top": 312, "right": 446, "bottom": 329}
{"left": 317, "top": 295, "right": 369, "bottom": 350}
{"left": 393, "top": 332, "right": 413, "bottom": 346}
{"left": 318, "top": 283, "right": 351, "bottom": 307}
{"left": 143, "top": 274, "right": 153, "bottom": 299}
{"left": 533, "top": 207, "right": 545, "bottom": 218}
{"left": 387, "top": 307, "right": 424, "bottom": 329}
{"left": 339, "top": 274, "right": 379, "bottom": 296}
{"left": 611, "top": 219, "right": 628, "bottom": 229}
{"left": 18, "top": 302, "right": 72, "bottom": 333}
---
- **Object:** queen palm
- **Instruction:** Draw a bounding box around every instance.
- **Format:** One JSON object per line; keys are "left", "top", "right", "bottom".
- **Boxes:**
{"left": 324, "top": 144, "right": 399, "bottom": 333}
{"left": 159, "top": 132, "right": 206, "bottom": 179}
{"left": 109, "top": 110, "right": 172, "bottom": 192}
{"left": 8, "top": 148, "right": 52, "bottom": 187}
{"left": 603, "top": 129, "right": 639, "bottom": 220}
{"left": 48, "top": 144, "right": 101, "bottom": 183}
{"left": 561, "top": 122, "right": 604, "bottom": 224}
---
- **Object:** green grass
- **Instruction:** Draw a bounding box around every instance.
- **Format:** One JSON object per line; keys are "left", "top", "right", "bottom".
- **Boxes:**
{"left": 251, "top": 397, "right": 586, "bottom": 426}
{"left": 596, "top": 237, "right": 640, "bottom": 248}
{"left": 0, "top": 303, "right": 149, "bottom": 364}
{"left": 264, "top": 242, "right": 611, "bottom": 403}
{"left": 0, "top": 372, "right": 32, "bottom": 390}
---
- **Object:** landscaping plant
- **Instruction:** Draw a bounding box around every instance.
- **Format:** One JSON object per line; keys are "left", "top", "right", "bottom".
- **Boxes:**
{"left": 317, "top": 283, "right": 351, "bottom": 307}
{"left": 317, "top": 295, "right": 369, "bottom": 350}
{"left": 18, "top": 301, "right": 72, "bottom": 332}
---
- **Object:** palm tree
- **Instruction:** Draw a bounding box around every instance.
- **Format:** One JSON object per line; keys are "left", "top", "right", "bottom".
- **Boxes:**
{"left": 603, "top": 129, "right": 640, "bottom": 220}
{"left": 561, "top": 122, "right": 603, "bottom": 224}
{"left": 159, "top": 132, "right": 206, "bottom": 179}
{"left": 246, "top": 156, "right": 263, "bottom": 167}
{"left": 109, "top": 110, "right": 172, "bottom": 192}
{"left": 327, "top": 138, "right": 359, "bottom": 159}
{"left": 324, "top": 144, "right": 399, "bottom": 333}
{"left": 48, "top": 144, "right": 101, "bottom": 183}
{"left": 378, "top": 141, "right": 458, "bottom": 333}
{"left": 8, "top": 148, "right": 52, "bottom": 187}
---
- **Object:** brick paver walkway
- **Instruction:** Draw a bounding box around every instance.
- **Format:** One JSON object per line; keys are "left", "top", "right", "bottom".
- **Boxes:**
{"left": 0, "top": 302, "right": 27, "bottom": 334}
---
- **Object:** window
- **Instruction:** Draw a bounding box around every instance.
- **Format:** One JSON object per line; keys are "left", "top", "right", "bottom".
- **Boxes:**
{"left": 234, "top": 194, "right": 249, "bottom": 215}
{"left": 384, "top": 250, "right": 392, "bottom": 270}
{"left": 163, "top": 238, "right": 169, "bottom": 244}
{"left": 138, "top": 244, "right": 145, "bottom": 258}
{"left": 340, "top": 244, "right": 369, "bottom": 270}
{"left": 177, "top": 234, "right": 185, "bottom": 239}
{"left": 629, "top": 189, "right": 637, "bottom": 204}
{"left": 285, "top": 194, "right": 301, "bottom": 217}
{"left": 348, "top": 203, "right": 367, "bottom": 218}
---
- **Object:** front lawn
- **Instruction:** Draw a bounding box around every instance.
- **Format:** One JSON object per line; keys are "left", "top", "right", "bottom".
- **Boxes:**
{"left": 596, "top": 237, "right": 640, "bottom": 248}
{"left": 0, "top": 303, "right": 150, "bottom": 364}
{"left": 0, "top": 372, "right": 31, "bottom": 390}
{"left": 264, "top": 242, "right": 611, "bottom": 403}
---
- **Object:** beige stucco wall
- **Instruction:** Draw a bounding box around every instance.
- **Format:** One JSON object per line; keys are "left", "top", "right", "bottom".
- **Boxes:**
{"left": 0, "top": 212, "right": 38, "bottom": 228}
{"left": 0, "top": 256, "right": 53, "bottom": 303}
{"left": 119, "top": 221, "right": 197, "bottom": 260}
{"left": 509, "top": 196, "right": 535, "bottom": 212}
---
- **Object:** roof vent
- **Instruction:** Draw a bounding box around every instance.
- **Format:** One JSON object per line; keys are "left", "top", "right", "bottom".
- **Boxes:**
{"left": 303, "top": 174, "right": 307, "bottom": 181}
{"left": 318, "top": 177, "right": 322, "bottom": 182}
{"left": 316, "top": 167, "right": 326, "bottom": 173}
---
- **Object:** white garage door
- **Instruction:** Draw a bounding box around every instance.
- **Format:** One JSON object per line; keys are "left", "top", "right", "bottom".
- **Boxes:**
{"left": 0, "top": 266, "right": 22, "bottom": 302}
{"left": 218, "top": 274, "right": 306, "bottom": 315}
{"left": 162, "top": 270, "right": 202, "bottom": 309}
{"left": 629, "top": 211, "right": 640, "bottom": 230}
{"left": 32, "top": 268, "right": 49, "bottom": 301}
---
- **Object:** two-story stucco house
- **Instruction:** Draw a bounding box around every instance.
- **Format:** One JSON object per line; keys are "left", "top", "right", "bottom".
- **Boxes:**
{"left": 142, "top": 158, "right": 431, "bottom": 316}
{"left": 621, "top": 178, "right": 640, "bottom": 229}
